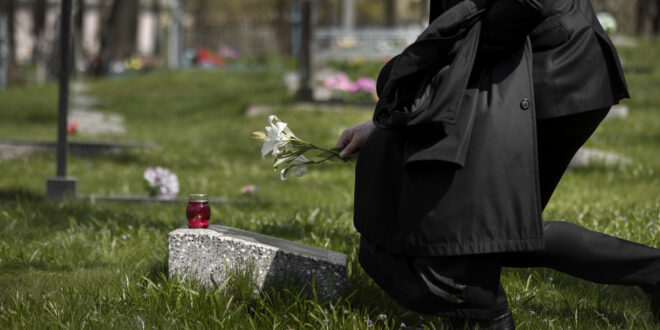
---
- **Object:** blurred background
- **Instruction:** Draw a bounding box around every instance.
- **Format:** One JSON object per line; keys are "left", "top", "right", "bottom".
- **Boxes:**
{"left": 0, "top": 0, "right": 658, "bottom": 197}
{"left": 0, "top": 0, "right": 657, "bottom": 88}
{"left": 0, "top": 1, "right": 659, "bottom": 328}
{"left": 0, "top": 0, "right": 432, "bottom": 86}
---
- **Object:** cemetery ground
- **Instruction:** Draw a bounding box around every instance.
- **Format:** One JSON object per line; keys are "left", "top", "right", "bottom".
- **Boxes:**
{"left": 1, "top": 43, "right": 659, "bottom": 329}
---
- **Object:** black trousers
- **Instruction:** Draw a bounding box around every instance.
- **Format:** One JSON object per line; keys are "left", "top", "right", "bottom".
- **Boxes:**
{"left": 359, "top": 108, "right": 660, "bottom": 320}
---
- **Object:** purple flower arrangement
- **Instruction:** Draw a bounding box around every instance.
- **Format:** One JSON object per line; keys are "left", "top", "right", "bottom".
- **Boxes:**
{"left": 323, "top": 73, "right": 377, "bottom": 94}
{"left": 143, "top": 167, "right": 179, "bottom": 199}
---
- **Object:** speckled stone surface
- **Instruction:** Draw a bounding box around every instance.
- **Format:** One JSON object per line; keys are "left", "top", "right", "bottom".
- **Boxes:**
{"left": 168, "top": 225, "right": 348, "bottom": 298}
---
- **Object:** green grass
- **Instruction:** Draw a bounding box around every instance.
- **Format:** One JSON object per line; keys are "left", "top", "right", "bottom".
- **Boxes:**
{"left": 1, "top": 37, "right": 660, "bottom": 328}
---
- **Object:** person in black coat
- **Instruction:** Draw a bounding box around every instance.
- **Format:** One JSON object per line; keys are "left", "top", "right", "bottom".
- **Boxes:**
{"left": 336, "top": 0, "right": 660, "bottom": 328}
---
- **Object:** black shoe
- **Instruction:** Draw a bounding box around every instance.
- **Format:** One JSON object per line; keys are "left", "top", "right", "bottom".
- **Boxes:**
{"left": 439, "top": 310, "right": 515, "bottom": 330}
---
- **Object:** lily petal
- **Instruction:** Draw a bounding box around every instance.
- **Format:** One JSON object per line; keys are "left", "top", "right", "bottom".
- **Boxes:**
{"left": 276, "top": 121, "right": 288, "bottom": 134}
{"left": 268, "top": 115, "right": 280, "bottom": 127}
{"left": 265, "top": 126, "right": 278, "bottom": 139}
{"left": 261, "top": 140, "right": 276, "bottom": 159}
{"left": 280, "top": 167, "right": 291, "bottom": 180}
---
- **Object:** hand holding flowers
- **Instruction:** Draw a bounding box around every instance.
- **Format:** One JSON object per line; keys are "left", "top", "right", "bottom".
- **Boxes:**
{"left": 335, "top": 119, "right": 376, "bottom": 158}
{"left": 252, "top": 115, "right": 357, "bottom": 180}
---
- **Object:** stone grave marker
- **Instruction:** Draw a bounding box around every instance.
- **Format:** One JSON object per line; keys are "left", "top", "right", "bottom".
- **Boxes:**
{"left": 605, "top": 104, "right": 629, "bottom": 121}
{"left": 569, "top": 147, "right": 633, "bottom": 168}
{"left": 168, "top": 225, "right": 348, "bottom": 299}
{"left": 70, "top": 95, "right": 104, "bottom": 108}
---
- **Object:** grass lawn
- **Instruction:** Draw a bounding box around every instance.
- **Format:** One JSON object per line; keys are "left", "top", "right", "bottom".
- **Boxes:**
{"left": 1, "top": 38, "right": 659, "bottom": 329}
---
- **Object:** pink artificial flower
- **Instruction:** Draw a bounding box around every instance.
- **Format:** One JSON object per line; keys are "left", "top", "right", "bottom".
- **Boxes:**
{"left": 347, "top": 81, "right": 360, "bottom": 93}
{"left": 67, "top": 121, "right": 80, "bottom": 134}
{"left": 354, "top": 77, "right": 377, "bottom": 94}
{"left": 323, "top": 73, "right": 354, "bottom": 92}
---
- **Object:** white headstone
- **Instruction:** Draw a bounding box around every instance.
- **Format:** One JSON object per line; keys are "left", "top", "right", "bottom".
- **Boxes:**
{"left": 82, "top": 6, "right": 101, "bottom": 56}
{"left": 14, "top": 7, "right": 34, "bottom": 64}
{"left": 137, "top": 6, "right": 157, "bottom": 56}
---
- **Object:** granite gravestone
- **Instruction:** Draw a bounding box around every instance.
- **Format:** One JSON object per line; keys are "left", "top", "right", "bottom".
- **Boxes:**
{"left": 168, "top": 225, "right": 348, "bottom": 299}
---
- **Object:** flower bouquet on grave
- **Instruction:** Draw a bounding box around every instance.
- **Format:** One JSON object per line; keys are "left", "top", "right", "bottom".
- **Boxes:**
{"left": 143, "top": 166, "right": 180, "bottom": 199}
{"left": 251, "top": 115, "right": 355, "bottom": 180}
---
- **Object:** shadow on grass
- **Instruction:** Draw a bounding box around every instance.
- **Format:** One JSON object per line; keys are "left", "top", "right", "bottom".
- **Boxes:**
{"left": 145, "top": 259, "right": 169, "bottom": 282}
{"left": 503, "top": 267, "right": 649, "bottom": 328}
{"left": 0, "top": 195, "right": 179, "bottom": 234}
{"left": 520, "top": 299, "right": 635, "bottom": 328}
{"left": 0, "top": 260, "right": 114, "bottom": 273}
{"left": 69, "top": 149, "right": 156, "bottom": 167}
{"left": 90, "top": 150, "right": 151, "bottom": 164}
{"left": 504, "top": 267, "right": 646, "bottom": 296}
{"left": 0, "top": 188, "right": 44, "bottom": 202}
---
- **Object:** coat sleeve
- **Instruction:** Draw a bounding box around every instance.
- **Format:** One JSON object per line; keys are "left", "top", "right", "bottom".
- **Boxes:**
{"left": 479, "top": 0, "right": 565, "bottom": 57}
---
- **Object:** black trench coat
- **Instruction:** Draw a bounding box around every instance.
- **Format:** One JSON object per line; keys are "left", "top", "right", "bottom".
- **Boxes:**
{"left": 353, "top": 0, "right": 627, "bottom": 256}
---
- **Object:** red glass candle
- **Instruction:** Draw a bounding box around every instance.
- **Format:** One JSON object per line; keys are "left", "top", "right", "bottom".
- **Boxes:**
{"left": 186, "top": 194, "right": 210, "bottom": 228}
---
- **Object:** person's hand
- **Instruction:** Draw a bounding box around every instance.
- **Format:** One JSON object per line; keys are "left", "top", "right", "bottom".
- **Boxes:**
{"left": 336, "top": 119, "right": 376, "bottom": 158}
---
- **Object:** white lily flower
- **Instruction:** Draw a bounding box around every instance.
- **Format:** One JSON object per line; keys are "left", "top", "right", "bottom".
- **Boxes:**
{"left": 253, "top": 115, "right": 352, "bottom": 180}
{"left": 261, "top": 115, "right": 294, "bottom": 158}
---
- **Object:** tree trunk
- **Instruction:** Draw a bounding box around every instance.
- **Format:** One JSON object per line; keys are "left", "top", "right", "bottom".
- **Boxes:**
{"left": 194, "top": 0, "right": 207, "bottom": 49}
{"left": 274, "top": 0, "right": 291, "bottom": 55}
{"left": 636, "top": 0, "right": 654, "bottom": 36}
{"left": 31, "top": 0, "right": 47, "bottom": 83}
{"left": 95, "top": 0, "right": 138, "bottom": 76}
{"left": 654, "top": 0, "right": 660, "bottom": 33}
{"left": 152, "top": 0, "right": 162, "bottom": 59}
{"left": 110, "top": 0, "right": 137, "bottom": 61}
{"left": 6, "top": 0, "right": 15, "bottom": 66}
{"left": 385, "top": 0, "right": 396, "bottom": 26}
{"left": 32, "top": 0, "right": 46, "bottom": 39}
{"left": 72, "top": 0, "right": 86, "bottom": 76}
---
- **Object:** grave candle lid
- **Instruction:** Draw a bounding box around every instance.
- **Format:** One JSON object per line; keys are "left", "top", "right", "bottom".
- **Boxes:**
{"left": 188, "top": 193, "right": 208, "bottom": 202}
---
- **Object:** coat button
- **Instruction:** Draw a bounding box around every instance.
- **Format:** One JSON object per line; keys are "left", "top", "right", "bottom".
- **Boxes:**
{"left": 520, "top": 98, "right": 530, "bottom": 110}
